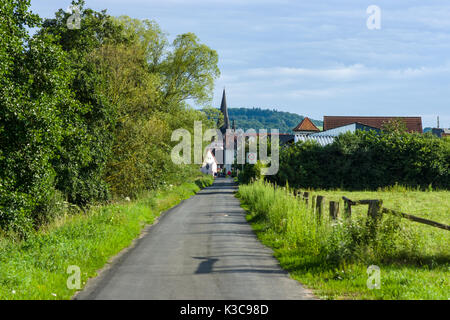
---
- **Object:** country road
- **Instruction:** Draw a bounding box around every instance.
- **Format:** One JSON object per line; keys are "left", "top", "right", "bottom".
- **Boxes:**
{"left": 75, "top": 178, "right": 315, "bottom": 300}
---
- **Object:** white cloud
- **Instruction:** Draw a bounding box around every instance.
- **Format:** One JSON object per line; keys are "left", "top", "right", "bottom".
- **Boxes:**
{"left": 31, "top": 0, "right": 450, "bottom": 125}
{"left": 221, "top": 64, "right": 450, "bottom": 85}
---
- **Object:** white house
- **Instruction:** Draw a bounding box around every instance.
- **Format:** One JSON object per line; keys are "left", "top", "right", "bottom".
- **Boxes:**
{"left": 200, "top": 149, "right": 218, "bottom": 176}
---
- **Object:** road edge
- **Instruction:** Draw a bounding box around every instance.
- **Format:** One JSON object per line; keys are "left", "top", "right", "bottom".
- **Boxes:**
{"left": 72, "top": 184, "right": 211, "bottom": 300}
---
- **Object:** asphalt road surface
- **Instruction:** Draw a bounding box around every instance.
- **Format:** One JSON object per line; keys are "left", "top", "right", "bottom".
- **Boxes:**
{"left": 75, "top": 177, "right": 315, "bottom": 300}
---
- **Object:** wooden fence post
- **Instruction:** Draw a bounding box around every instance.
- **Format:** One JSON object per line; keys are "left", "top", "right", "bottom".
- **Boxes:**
{"left": 316, "top": 195, "right": 324, "bottom": 223}
{"left": 344, "top": 201, "right": 352, "bottom": 219}
{"left": 368, "top": 200, "right": 383, "bottom": 220}
{"left": 329, "top": 201, "right": 339, "bottom": 220}
{"left": 311, "top": 195, "right": 316, "bottom": 212}
{"left": 367, "top": 200, "right": 383, "bottom": 238}
{"left": 303, "top": 192, "right": 309, "bottom": 205}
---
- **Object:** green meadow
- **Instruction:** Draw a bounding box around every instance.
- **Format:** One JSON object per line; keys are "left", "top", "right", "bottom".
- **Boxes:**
{"left": 238, "top": 181, "right": 449, "bottom": 300}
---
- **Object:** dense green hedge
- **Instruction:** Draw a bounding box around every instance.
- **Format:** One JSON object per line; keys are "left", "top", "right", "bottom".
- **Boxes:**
{"left": 267, "top": 131, "right": 450, "bottom": 190}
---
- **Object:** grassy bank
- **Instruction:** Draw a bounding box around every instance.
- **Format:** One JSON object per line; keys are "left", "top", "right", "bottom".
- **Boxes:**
{"left": 0, "top": 175, "right": 213, "bottom": 300}
{"left": 237, "top": 180, "right": 449, "bottom": 300}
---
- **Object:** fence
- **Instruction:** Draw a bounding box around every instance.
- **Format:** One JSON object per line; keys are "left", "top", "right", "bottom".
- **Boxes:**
{"left": 292, "top": 189, "right": 450, "bottom": 233}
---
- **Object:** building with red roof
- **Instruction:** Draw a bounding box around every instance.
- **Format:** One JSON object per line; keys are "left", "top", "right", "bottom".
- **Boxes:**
{"left": 323, "top": 116, "right": 422, "bottom": 133}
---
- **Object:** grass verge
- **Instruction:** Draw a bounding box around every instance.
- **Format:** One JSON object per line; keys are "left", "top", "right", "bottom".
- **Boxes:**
{"left": 237, "top": 180, "right": 449, "bottom": 300}
{"left": 0, "top": 175, "right": 213, "bottom": 300}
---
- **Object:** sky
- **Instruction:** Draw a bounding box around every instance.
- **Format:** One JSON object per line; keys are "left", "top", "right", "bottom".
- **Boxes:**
{"left": 29, "top": 0, "right": 450, "bottom": 128}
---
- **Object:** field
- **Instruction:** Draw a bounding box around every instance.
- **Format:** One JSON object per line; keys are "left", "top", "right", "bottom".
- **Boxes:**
{"left": 237, "top": 181, "right": 450, "bottom": 300}
{"left": 0, "top": 176, "right": 213, "bottom": 300}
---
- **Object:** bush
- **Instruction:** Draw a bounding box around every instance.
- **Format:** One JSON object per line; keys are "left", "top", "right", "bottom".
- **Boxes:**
{"left": 0, "top": 1, "right": 74, "bottom": 233}
{"left": 237, "top": 161, "right": 265, "bottom": 184}
{"left": 269, "top": 131, "right": 449, "bottom": 190}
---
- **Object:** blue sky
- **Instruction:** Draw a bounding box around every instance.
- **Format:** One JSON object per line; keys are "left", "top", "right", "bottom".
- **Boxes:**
{"left": 30, "top": 0, "right": 450, "bottom": 128}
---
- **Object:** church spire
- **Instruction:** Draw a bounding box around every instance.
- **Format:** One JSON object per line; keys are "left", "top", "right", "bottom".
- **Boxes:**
{"left": 219, "top": 88, "right": 230, "bottom": 134}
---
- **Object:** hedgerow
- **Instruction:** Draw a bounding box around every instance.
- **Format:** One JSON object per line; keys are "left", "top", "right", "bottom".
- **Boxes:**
{"left": 268, "top": 130, "right": 449, "bottom": 190}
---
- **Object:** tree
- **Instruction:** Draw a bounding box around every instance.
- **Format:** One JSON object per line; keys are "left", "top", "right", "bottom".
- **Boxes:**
{"left": 269, "top": 131, "right": 449, "bottom": 190}
{"left": 87, "top": 17, "right": 219, "bottom": 196}
{"left": 381, "top": 118, "right": 408, "bottom": 133}
{"left": 161, "top": 33, "right": 220, "bottom": 106}
{"left": 1, "top": 1, "right": 222, "bottom": 233}
{"left": 113, "top": 16, "right": 168, "bottom": 73}
{"left": 38, "top": 0, "right": 128, "bottom": 205}
{"left": 113, "top": 17, "right": 220, "bottom": 109}
{"left": 0, "top": 0, "right": 77, "bottom": 232}
{"left": 202, "top": 106, "right": 224, "bottom": 129}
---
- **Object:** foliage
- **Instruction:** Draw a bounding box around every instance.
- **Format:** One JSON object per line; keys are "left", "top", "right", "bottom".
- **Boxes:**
{"left": 238, "top": 180, "right": 449, "bottom": 299}
{"left": 0, "top": 175, "right": 213, "bottom": 299}
{"left": 86, "top": 16, "right": 219, "bottom": 197}
{"left": 201, "top": 105, "right": 224, "bottom": 128}
{"left": 37, "top": 0, "right": 127, "bottom": 206}
{"left": 269, "top": 130, "right": 450, "bottom": 190}
{"left": 380, "top": 118, "right": 408, "bottom": 133}
{"left": 237, "top": 162, "right": 264, "bottom": 184}
{"left": 0, "top": 0, "right": 75, "bottom": 233}
{"left": 0, "top": 1, "right": 220, "bottom": 233}
{"left": 226, "top": 108, "right": 322, "bottom": 133}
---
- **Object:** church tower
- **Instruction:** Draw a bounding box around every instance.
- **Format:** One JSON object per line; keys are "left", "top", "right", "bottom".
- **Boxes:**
{"left": 218, "top": 88, "right": 233, "bottom": 173}
{"left": 219, "top": 88, "right": 230, "bottom": 135}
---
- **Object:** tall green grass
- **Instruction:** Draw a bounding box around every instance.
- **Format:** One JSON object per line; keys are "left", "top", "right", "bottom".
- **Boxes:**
{"left": 0, "top": 175, "right": 213, "bottom": 300}
{"left": 238, "top": 180, "right": 449, "bottom": 299}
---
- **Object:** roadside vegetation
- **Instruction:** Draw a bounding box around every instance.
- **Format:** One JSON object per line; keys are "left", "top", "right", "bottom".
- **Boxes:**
{"left": 0, "top": 175, "right": 213, "bottom": 300}
{"left": 268, "top": 122, "right": 450, "bottom": 190}
{"left": 1, "top": 0, "right": 219, "bottom": 235}
{"left": 0, "top": 0, "right": 218, "bottom": 300}
{"left": 238, "top": 180, "right": 449, "bottom": 299}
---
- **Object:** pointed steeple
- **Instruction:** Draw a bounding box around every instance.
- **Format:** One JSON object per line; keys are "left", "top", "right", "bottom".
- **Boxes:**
{"left": 219, "top": 88, "right": 230, "bottom": 134}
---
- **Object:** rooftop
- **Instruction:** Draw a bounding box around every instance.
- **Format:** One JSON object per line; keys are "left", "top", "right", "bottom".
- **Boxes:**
{"left": 323, "top": 116, "right": 423, "bottom": 133}
{"left": 293, "top": 117, "right": 320, "bottom": 132}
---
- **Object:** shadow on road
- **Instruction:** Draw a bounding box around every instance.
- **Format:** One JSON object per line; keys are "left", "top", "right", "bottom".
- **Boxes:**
{"left": 196, "top": 191, "right": 236, "bottom": 195}
{"left": 193, "top": 256, "right": 286, "bottom": 275}
{"left": 193, "top": 257, "right": 219, "bottom": 274}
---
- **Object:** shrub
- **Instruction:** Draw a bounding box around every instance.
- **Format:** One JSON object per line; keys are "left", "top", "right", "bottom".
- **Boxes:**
{"left": 0, "top": 1, "right": 75, "bottom": 233}
{"left": 268, "top": 131, "right": 449, "bottom": 190}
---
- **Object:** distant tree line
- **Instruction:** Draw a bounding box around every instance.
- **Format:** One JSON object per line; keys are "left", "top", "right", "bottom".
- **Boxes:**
{"left": 226, "top": 108, "right": 323, "bottom": 133}
{"left": 0, "top": 0, "right": 219, "bottom": 234}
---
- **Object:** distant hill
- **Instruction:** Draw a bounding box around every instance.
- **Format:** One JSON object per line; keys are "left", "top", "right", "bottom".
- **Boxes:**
{"left": 227, "top": 108, "right": 323, "bottom": 133}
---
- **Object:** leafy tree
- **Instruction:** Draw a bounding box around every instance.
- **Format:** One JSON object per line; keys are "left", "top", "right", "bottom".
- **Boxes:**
{"left": 38, "top": 0, "right": 128, "bottom": 205}
{"left": 0, "top": 0, "right": 77, "bottom": 232}
{"left": 40, "top": 0, "right": 126, "bottom": 54}
{"left": 89, "top": 17, "right": 219, "bottom": 196}
{"left": 114, "top": 16, "right": 220, "bottom": 108}
{"left": 161, "top": 33, "right": 220, "bottom": 106}
{"left": 202, "top": 106, "right": 224, "bottom": 129}
{"left": 0, "top": 1, "right": 222, "bottom": 234}
{"left": 113, "top": 16, "right": 168, "bottom": 73}
{"left": 381, "top": 118, "right": 408, "bottom": 133}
